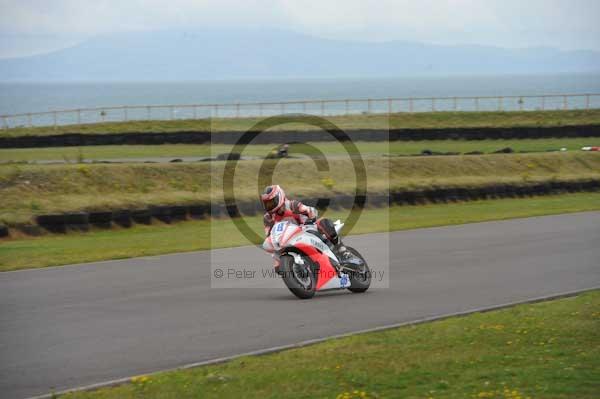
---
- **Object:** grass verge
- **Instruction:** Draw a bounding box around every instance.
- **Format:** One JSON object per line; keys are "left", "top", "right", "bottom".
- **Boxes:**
{"left": 60, "top": 290, "right": 600, "bottom": 399}
{"left": 1, "top": 139, "right": 599, "bottom": 162}
{"left": 1, "top": 152, "right": 599, "bottom": 225}
{"left": 1, "top": 192, "right": 600, "bottom": 271}
{"left": 2, "top": 109, "right": 599, "bottom": 137}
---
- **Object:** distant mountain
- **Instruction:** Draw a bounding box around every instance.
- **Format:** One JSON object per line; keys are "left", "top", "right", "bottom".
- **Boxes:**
{"left": 1, "top": 29, "right": 599, "bottom": 81}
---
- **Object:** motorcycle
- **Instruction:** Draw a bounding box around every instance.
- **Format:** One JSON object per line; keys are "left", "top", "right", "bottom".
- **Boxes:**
{"left": 263, "top": 219, "right": 371, "bottom": 299}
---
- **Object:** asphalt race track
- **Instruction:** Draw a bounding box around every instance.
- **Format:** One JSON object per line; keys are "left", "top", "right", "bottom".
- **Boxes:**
{"left": 1, "top": 212, "right": 599, "bottom": 398}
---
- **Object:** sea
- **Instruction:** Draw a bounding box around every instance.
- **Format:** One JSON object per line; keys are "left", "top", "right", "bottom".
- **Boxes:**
{"left": 1, "top": 74, "right": 599, "bottom": 123}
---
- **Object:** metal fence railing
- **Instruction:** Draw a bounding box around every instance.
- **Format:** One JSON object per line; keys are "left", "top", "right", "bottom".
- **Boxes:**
{"left": 1, "top": 93, "right": 599, "bottom": 130}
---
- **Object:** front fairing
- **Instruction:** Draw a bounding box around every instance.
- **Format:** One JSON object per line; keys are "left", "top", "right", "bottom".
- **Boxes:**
{"left": 264, "top": 221, "right": 346, "bottom": 290}
{"left": 286, "top": 231, "right": 344, "bottom": 290}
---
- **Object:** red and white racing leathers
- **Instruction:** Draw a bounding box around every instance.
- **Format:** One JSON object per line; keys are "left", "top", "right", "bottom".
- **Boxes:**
{"left": 262, "top": 199, "right": 318, "bottom": 253}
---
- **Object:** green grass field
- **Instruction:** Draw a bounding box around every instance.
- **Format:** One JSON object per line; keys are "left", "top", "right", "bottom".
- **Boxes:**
{"left": 1, "top": 139, "right": 599, "bottom": 163}
{"left": 2, "top": 192, "right": 600, "bottom": 271}
{"left": 2, "top": 109, "right": 599, "bottom": 137}
{"left": 1, "top": 152, "right": 599, "bottom": 225}
{"left": 60, "top": 290, "right": 600, "bottom": 399}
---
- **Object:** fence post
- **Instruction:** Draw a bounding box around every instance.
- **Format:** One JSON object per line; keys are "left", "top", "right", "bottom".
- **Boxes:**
{"left": 320, "top": 101, "right": 325, "bottom": 116}
{"left": 563, "top": 95, "right": 568, "bottom": 110}
{"left": 586, "top": 94, "right": 590, "bottom": 110}
{"left": 409, "top": 98, "right": 414, "bottom": 113}
{"left": 53, "top": 111, "right": 57, "bottom": 129}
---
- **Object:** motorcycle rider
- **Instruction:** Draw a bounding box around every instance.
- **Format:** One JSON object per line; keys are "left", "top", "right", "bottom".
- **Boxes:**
{"left": 261, "top": 184, "right": 352, "bottom": 262}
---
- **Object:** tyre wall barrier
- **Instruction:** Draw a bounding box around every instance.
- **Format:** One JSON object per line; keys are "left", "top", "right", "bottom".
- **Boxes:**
{"left": 131, "top": 209, "right": 152, "bottom": 225}
{"left": 189, "top": 203, "right": 209, "bottom": 219}
{"left": 236, "top": 200, "right": 259, "bottom": 216}
{"left": 225, "top": 204, "right": 241, "bottom": 218}
{"left": 386, "top": 180, "right": 600, "bottom": 205}
{"left": 366, "top": 194, "right": 389, "bottom": 208}
{"left": 64, "top": 212, "right": 89, "bottom": 231}
{"left": 112, "top": 210, "right": 132, "bottom": 228}
{"left": 36, "top": 214, "right": 67, "bottom": 233}
{"left": 6, "top": 179, "right": 599, "bottom": 237}
{"left": 16, "top": 224, "right": 43, "bottom": 236}
{"left": 216, "top": 153, "right": 241, "bottom": 161}
{"left": 150, "top": 206, "right": 172, "bottom": 224}
{"left": 89, "top": 211, "right": 113, "bottom": 228}
{"left": 171, "top": 206, "right": 188, "bottom": 222}
{"left": 210, "top": 204, "right": 225, "bottom": 218}
{"left": 0, "top": 131, "right": 213, "bottom": 148}
{"left": 2, "top": 125, "right": 600, "bottom": 148}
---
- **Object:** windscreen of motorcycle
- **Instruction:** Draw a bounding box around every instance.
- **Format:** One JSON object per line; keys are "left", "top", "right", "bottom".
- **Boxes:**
{"left": 270, "top": 221, "right": 301, "bottom": 250}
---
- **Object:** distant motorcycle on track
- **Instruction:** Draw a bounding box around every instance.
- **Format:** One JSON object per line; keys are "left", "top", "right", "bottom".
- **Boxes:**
{"left": 263, "top": 219, "right": 371, "bottom": 299}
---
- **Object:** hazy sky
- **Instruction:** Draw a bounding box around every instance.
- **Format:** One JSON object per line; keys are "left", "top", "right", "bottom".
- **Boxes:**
{"left": 1, "top": 0, "right": 599, "bottom": 58}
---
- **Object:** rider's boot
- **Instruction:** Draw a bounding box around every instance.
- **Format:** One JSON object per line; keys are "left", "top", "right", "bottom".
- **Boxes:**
{"left": 335, "top": 242, "right": 353, "bottom": 263}
{"left": 325, "top": 235, "right": 353, "bottom": 264}
{"left": 317, "top": 218, "right": 353, "bottom": 264}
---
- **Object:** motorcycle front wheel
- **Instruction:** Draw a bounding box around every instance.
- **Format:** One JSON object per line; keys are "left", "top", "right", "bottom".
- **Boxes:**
{"left": 280, "top": 254, "right": 316, "bottom": 299}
